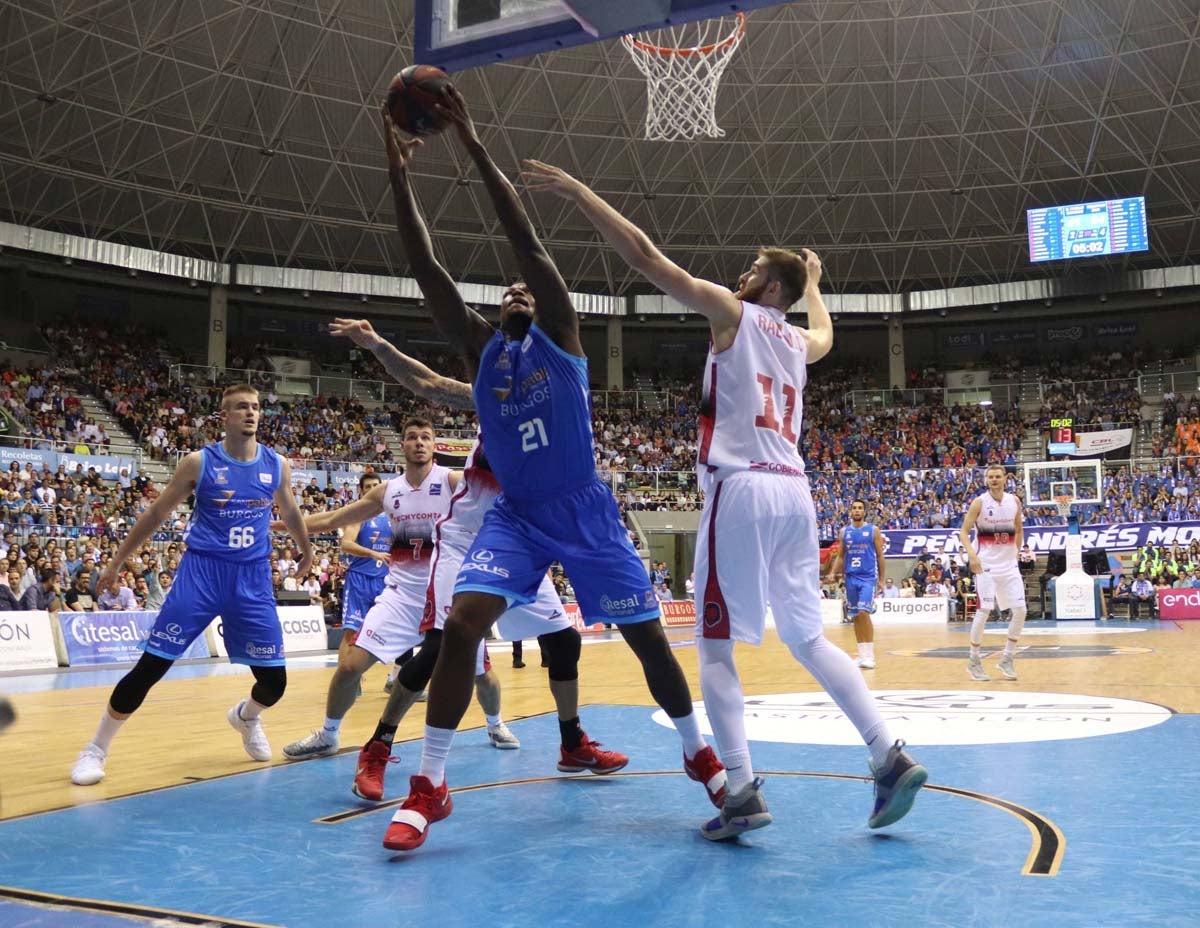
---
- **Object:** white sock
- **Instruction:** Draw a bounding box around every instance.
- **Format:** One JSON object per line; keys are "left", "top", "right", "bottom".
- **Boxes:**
{"left": 861, "top": 642, "right": 875, "bottom": 661}
{"left": 238, "top": 698, "right": 266, "bottom": 721}
{"left": 670, "top": 711, "right": 707, "bottom": 759}
{"left": 322, "top": 717, "right": 342, "bottom": 738}
{"left": 92, "top": 710, "right": 126, "bottom": 752}
{"left": 697, "top": 638, "right": 752, "bottom": 793}
{"left": 485, "top": 713, "right": 502, "bottom": 728}
{"left": 787, "top": 635, "right": 894, "bottom": 767}
{"left": 418, "top": 725, "right": 457, "bottom": 787}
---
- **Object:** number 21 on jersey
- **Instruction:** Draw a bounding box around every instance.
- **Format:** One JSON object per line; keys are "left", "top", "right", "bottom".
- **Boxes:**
{"left": 519, "top": 417, "right": 549, "bottom": 452}
{"left": 755, "top": 374, "right": 797, "bottom": 442}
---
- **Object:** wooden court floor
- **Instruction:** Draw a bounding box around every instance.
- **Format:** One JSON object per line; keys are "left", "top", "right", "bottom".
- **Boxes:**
{"left": 3, "top": 619, "right": 1197, "bottom": 821}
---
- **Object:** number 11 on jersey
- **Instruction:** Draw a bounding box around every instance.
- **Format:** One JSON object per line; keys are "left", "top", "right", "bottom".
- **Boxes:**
{"left": 755, "top": 374, "right": 797, "bottom": 442}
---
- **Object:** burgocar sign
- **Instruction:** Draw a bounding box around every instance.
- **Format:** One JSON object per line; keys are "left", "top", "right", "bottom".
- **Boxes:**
{"left": 653, "top": 690, "right": 1172, "bottom": 746}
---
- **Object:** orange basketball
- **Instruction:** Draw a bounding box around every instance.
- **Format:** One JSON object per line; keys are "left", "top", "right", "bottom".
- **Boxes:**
{"left": 386, "top": 65, "right": 454, "bottom": 137}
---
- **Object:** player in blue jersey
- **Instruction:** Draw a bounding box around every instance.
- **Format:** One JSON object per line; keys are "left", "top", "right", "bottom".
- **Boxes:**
{"left": 380, "top": 91, "right": 725, "bottom": 852}
{"left": 829, "top": 499, "right": 886, "bottom": 669}
{"left": 338, "top": 471, "right": 391, "bottom": 641}
{"left": 70, "top": 384, "right": 312, "bottom": 786}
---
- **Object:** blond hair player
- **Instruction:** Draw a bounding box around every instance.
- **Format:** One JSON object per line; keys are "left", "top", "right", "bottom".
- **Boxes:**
{"left": 523, "top": 160, "right": 927, "bottom": 840}
{"left": 960, "top": 463, "right": 1026, "bottom": 681}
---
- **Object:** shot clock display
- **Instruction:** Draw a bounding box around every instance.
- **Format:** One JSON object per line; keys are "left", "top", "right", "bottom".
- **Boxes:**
{"left": 1027, "top": 197, "right": 1148, "bottom": 263}
{"left": 1048, "top": 417, "right": 1076, "bottom": 456}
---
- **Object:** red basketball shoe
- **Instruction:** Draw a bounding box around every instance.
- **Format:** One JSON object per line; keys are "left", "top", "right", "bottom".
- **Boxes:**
{"left": 351, "top": 741, "right": 397, "bottom": 802}
{"left": 684, "top": 745, "right": 728, "bottom": 808}
{"left": 557, "top": 732, "right": 629, "bottom": 774}
{"left": 382, "top": 775, "right": 454, "bottom": 851}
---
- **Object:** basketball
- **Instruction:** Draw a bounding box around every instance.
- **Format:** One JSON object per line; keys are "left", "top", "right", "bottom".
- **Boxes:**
{"left": 386, "top": 64, "right": 454, "bottom": 137}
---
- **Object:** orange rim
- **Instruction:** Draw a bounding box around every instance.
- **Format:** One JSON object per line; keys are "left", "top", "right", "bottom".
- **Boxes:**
{"left": 625, "top": 11, "right": 745, "bottom": 58}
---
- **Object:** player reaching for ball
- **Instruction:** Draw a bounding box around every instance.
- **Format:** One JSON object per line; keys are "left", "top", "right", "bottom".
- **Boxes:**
{"left": 521, "top": 158, "right": 928, "bottom": 840}
{"left": 378, "top": 81, "right": 726, "bottom": 853}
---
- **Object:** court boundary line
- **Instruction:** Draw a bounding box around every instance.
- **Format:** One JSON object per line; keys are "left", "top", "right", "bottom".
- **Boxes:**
{"left": 0, "top": 717, "right": 549, "bottom": 824}
{"left": 0, "top": 884, "right": 281, "bottom": 928}
{"left": 315, "top": 769, "right": 1065, "bottom": 876}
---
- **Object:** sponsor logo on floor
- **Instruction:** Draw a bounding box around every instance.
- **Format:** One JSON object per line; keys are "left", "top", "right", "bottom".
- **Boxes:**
{"left": 894, "top": 645, "right": 1153, "bottom": 659}
{"left": 653, "top": 690, "right": 1172, "bottom": 745}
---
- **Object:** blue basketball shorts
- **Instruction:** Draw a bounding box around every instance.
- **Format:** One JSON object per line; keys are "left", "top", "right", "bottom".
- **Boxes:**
{"left": 455, "top": 479, "right": 658, "bottom": 626}
{"left": 143, "top": 551, "right": 284, "bottom": 666}
{"left": 341, "top": 570, "right": 386, "bottom": 632}
{"left": 844, "top": 575, "right": 878, "bottom": 615}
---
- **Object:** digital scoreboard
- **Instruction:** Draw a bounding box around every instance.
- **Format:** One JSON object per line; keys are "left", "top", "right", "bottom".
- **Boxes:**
{"left": 1048, "top": 417, "right": 1076, "bottom": 456}
{"left": 1027, "top": 196, "right": 1148, "bottom": 263}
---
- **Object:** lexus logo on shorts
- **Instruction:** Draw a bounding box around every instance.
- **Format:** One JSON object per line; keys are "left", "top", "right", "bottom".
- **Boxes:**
{"left": 471, "top": 549, "right": 494, "bottom": 563}
{"left": 166, "top": 623, "right": 182, "bottom": 635}
{"left": 703, "top": 602, "right": 724, "bottom": 628}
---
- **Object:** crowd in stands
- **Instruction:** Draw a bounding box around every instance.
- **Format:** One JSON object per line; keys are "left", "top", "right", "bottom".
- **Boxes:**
{"left": 41, "top": 320, "right": 398, "bottom": 468}
{"left": 4, "top": 316, "right": 1200, "bottom": 611}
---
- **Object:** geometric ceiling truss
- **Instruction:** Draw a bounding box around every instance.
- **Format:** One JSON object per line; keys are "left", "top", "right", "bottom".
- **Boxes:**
{"left": 2, "top": 0, "right": 1199, "bottom": 295}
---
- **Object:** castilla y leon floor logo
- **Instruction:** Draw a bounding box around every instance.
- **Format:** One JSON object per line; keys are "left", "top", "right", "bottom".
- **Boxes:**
{"left": 652, "top": 690, "right": 1172, "bottom": 746}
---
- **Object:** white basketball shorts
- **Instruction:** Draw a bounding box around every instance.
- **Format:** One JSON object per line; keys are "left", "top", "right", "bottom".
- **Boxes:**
{"left": 975, "top": 568, "right": 1026, "bottom": 611}
{"left": 694, "top": 471, "right": 822, "bottom": 646}
{"left": 355, "top": 582, "right": 425, "bottom": 665}
{"left": 424, "top": 527, "right": 573, "bottom": 643}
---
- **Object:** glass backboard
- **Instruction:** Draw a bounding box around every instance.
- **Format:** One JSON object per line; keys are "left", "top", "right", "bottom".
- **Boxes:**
{"left": 414, "top": 0, "right": 785, "bottom": 71}
{"left": 1023, "top": 459, "right": 1103, "bottom": 507}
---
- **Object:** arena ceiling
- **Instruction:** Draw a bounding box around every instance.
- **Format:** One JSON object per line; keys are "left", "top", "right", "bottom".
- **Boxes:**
{"left": 2, "top": 0, "right": 1200, "bottom": 295}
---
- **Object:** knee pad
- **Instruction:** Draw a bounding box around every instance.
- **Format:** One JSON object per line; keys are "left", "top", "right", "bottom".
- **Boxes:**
{"left": 110, "top": 652, "right": 174, "bottom": 715}
{"left": 250, "top": 665, "right": 287, "bottom": 707}
{"left": 399, "top": 630, "right": 443, "bottom": 693}
{"left": 538, "top": 627, "right": 581, "bottom": 682}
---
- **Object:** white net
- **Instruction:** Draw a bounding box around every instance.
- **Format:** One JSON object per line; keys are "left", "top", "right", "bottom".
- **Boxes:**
{"left": 621, "top": 13, "right": 746, "bottom": 141}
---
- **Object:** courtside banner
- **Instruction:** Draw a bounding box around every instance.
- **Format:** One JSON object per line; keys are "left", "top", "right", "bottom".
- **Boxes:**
{"left": 882, "top": 520, "right": 1200, "bottom": 558}
{"left": 436, "top": 436, "right": 472, "bottom": 458}
{"left": 876, "top": 598, "right": 949, "bottom": 623}
{"left": 660, "top": 600, "right": 695, "bottom": 627}
{"left": 1157, "top": 589, "right": 1200, "bottom": 620}
{"left": 0, "top": 611, "right": 58, "bottom": 671}
{"left": 563, "top": 601, "right": 605, "bottom": 633}
{"left": 206, "top": 605, "right": 327, "bottom": 657}
{"left": 59, "top": 611, "right": 210, "bottom": 666}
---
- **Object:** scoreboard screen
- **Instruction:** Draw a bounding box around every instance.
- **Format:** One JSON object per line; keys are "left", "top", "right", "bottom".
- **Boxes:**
{"left": 1027, "top": 196, "right": 1148, "bottom": 263}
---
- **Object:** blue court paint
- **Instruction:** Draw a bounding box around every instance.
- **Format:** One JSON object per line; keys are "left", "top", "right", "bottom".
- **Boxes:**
{"left": 2, "top": 707, "right": 1198, "bottom": 927}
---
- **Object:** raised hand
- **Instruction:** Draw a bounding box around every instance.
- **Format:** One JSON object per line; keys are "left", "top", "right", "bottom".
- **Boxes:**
{"left": 330, "top": 318, "right": 383, "bottom": 350}
{"left": 381, "top": 104, "right": 424, "bottom": 170}
{"left": 432, "top": 86, "right": 480, "bottom": 145}
{"left": 519, "top": 160, "right": 585, "bottom": 200}
{"left": 799, "top": 248, "right": 823, "bottom": 289}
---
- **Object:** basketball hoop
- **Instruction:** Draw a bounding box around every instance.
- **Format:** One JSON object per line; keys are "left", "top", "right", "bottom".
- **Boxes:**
{"left": 1052, "top": 494, "right": 1074, "bottom": 520}
{"left": 621, "top": 12, "right": 746, "bottom": 141}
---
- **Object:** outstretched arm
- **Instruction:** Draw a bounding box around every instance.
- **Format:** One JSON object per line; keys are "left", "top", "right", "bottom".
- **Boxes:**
{"left": 382, "top": 107, "right": 492, "bottom": 374}
{"left": 521, "top": 160, "right": 740, "bottom": 339}
{"left": 330, "top": 318, "right": 475, "bottom": 411}
{"left": 435, "top": 88, "right": 583, "bottom": 356}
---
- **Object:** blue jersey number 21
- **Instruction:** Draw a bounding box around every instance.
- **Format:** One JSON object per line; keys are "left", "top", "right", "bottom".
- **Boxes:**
{"left": 519, "top": 418, "right": 549, "bottom": 453}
